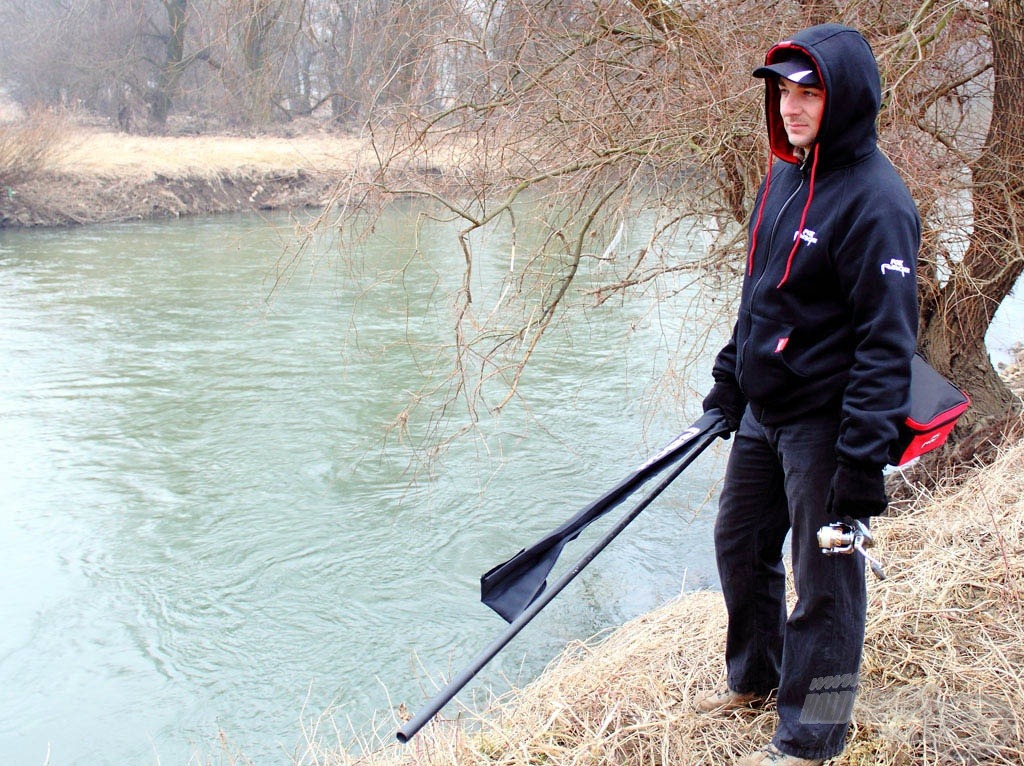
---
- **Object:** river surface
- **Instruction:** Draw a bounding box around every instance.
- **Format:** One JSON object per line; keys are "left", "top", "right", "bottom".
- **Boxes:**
{"left": 0, "top": 208, "right": 1020, "bottom": 766}
{"left": 0, "top": 208, "right": 734, "bottom": 765}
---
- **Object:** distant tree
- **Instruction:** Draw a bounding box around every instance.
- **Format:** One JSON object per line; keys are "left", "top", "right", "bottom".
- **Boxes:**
{"left": 314, "top": 0, "right": 362, "bottom": 123}
{"left": 0, "top": 0, "right": 213, "bottom": 128}
{"left": 213, "top": 0, "right": 297, "bottom": 124}
{"left": 146, "top": 0, "right": 189, "bottom": 125}
{"left": 0, "top": 1, "right": 141, "bottom": 118}
{"left": 0, "top": 0, "right": 449, "bottom": 129}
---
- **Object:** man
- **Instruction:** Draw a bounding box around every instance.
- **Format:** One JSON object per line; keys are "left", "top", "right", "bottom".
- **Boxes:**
{"left": 698, "top": 24, "right": 920, "bottom": 766}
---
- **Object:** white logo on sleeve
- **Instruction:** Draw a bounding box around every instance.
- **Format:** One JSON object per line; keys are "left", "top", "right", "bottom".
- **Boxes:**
{"left": 881, "top": 258, "right": 911, "bottom": 277}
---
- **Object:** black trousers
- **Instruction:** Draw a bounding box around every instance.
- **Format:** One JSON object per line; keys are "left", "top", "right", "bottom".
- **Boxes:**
{"left": 714, "top": 405, "right": 867, "bottom": 760}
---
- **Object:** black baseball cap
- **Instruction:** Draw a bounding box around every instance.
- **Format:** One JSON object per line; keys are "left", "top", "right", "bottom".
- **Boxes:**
{"left": 753, "top": 53, "right": 821, "bottom": 86}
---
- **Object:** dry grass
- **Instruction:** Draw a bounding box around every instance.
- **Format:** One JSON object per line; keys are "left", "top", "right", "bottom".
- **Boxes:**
{"left": 50, "top": 129, "right": 373, "bottom": 181}
{"left": 855, "top": 448, "right": 1024, "bottom": 764}
{"left": 310, "top": 438, "right": 1024, "bottom": 766}
{"left": 46, "top": 125, "right": 477, "bottom": 183}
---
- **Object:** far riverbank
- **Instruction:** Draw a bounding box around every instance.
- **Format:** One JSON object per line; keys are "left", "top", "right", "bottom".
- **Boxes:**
{"left": 0, "top": 127, "right": 372, "bottom": 227}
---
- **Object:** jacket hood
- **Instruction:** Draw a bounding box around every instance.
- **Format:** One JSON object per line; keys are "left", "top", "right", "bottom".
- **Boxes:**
{"left": 760, "top": 24, "right": 881, "bottom": 167}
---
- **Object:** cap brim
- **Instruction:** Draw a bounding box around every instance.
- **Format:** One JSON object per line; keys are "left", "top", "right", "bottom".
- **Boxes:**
{"left": 752, "top": 60, "right": 820, "bottom": 86}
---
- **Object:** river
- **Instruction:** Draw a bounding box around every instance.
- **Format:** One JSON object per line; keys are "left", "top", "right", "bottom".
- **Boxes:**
{"left": 0, "top": 207, "right": 738, "bottom": 765}
{"left": 1, "top": 207, "right": 1020, "bottom": 765}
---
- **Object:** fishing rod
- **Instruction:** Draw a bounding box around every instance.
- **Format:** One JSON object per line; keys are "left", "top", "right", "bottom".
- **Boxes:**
{"left": 480, "top": 410, "right": 731, "bottom": 622}
{"left": 396, "top": 410, "right": 729, "bottom": 743}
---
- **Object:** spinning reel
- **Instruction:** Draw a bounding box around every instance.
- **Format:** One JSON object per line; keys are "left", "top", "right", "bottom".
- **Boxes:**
{"left": 817, "top": 518, "right": 887, "bottom": 580}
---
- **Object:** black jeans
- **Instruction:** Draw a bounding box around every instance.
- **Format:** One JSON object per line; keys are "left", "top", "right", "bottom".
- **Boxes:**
{"left": 714, "top": 406, "right": 867, "bottom": 760}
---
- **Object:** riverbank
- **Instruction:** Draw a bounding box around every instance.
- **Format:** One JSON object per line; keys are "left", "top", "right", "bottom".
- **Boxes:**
{"left": 322, "top": 427, "right": 1023, "bottom": 766}
{"left": 0, "top": 125, "right": 373, "bottom": 227}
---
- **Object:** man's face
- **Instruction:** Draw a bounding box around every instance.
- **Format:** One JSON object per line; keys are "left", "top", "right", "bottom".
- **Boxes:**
{"left": 777, "top": 77, "right": 825, "bottom": 149}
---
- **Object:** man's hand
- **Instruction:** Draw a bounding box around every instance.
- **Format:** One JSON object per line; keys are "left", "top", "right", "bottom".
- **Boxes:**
{"left": 828, "top": 459, "right": 888, "bottom": 517}
{"left": 702, "top": 380, "right": 746, "bottom": 433}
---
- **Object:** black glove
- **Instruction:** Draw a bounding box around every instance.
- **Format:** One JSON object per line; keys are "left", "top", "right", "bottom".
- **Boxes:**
{"left": 702, "top": 380, "right": 746, "bottom": 433}
{"left": 827, "top": 459, "right": 888, "bottom": 517}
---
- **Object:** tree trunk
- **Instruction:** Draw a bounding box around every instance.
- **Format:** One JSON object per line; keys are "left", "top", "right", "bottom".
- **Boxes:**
{"left": 918, "top": 0, "right": 1024, "bottom": 429}
{"left": 148, "top": 0, "right": 188, "bottom": 126}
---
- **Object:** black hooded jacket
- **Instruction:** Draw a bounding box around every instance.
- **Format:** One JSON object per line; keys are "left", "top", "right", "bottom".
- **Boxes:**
{"left": 711, "top": 24, "right": 920, "bottom": 468}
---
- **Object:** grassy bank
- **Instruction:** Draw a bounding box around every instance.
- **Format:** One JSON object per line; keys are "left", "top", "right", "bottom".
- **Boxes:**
{"left": 305, "top": 434, "right": 1024, "bottom": 766}
{"left": 0, "top": 111, "right": 475, "bottom": 228}
{"left": 0, "top": 117, "right": 375, "bottom": 227}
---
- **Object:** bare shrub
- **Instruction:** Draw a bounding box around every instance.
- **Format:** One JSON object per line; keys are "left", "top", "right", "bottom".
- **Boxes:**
{"left": 0, "top": 106, "right": 67, "bottom": 186}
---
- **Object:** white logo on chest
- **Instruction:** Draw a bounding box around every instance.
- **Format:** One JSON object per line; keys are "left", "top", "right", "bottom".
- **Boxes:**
{"left": 793, "top": 228, "right": 818, "bottom": 246}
